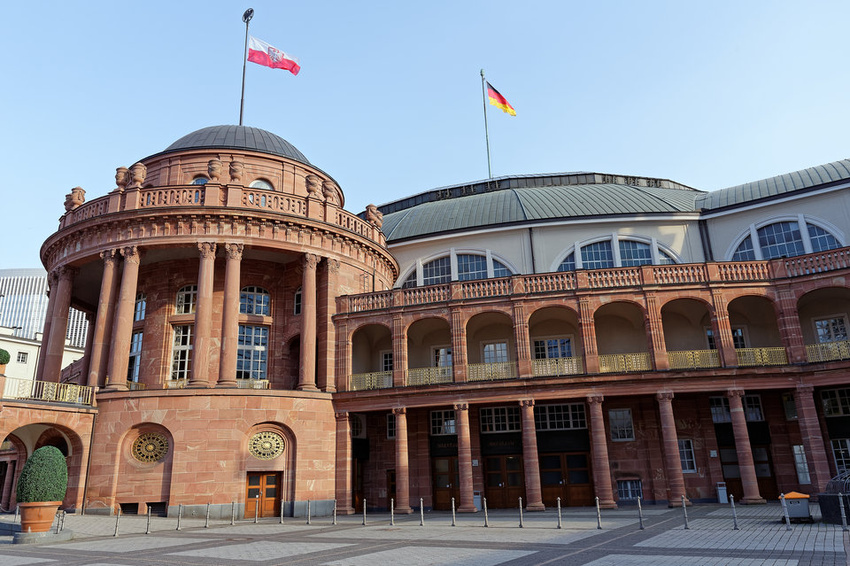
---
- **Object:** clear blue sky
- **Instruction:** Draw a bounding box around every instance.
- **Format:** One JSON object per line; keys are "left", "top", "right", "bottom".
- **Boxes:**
{"left": 2, "top": 1, "right": 849, "bottom": 268}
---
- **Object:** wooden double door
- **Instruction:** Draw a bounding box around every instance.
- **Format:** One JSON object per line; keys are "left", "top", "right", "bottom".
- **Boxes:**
{"left": 484, "top": 455, "right": 525, "bottom": 508}
{"left": 539, "top": 452, "right": 594, "bottom": 507}
{"left": 432, "top": 456, "right": 460, "bottom": 510}
{"left": 245, "top": 472, "right": 281, "bottom": 518}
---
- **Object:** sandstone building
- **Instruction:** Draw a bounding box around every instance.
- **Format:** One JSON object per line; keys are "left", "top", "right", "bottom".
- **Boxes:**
{"left": 1, "top": 125, "right": 849, "bottom": 518}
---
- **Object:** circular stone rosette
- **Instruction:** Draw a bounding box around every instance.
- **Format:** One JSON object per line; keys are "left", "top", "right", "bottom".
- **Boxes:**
{"left": 132, "top": 432, "right": 169, "bottom": 463}
{"left": 248, "top": 431, "right": 285, "bottom": 460}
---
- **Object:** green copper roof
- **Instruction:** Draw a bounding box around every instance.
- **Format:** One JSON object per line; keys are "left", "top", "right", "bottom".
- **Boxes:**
{"left": 381, "top": 174, "right": 702, "bottom": 242}
{"left": 697, "top": 158, "right": 850, "bottom": 211}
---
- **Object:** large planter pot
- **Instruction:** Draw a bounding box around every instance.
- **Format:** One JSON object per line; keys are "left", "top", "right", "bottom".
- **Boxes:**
{"left": 18, "top": 501, "right": 61, "bottom": 533}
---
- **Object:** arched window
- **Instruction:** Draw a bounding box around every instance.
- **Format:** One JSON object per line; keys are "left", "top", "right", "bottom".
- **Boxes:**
{"left": 240, "top": 286, "right": 270, "bottom": 316}
{"left": 619, "top": 241, "right": 653, "bottom": 267}
{"left": 556, "top": 236, "right": 677, "bottom": 271}
{"left": 134, "top": 292, "right": 146, "bottom": 321}
{"left": 423, "top": 257, "right": 452, "bottom": 286}
{"left": 191, "top": 176, "right": 208, "bottom": 185}
{"left": 581, "top": 241, "right": 614, "bottom": 270}
{"left": 175, "top": 285, "right": 198, "bottom": 314}
{"left": 249, "top": 179, "right": 274, "bottom": 190}
{"left": 399, "top": 250, "right": 515, "bottom": 288}
{"left": 730, "top": 218, "right": 842, "bottom": 260}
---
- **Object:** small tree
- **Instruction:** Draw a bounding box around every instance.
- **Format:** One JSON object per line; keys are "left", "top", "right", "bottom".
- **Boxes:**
{"left": 16, "top": 446, "right": 68, "bottom": 503}
{"left": 0, "top": 348, "right": 10, "bottom": 366}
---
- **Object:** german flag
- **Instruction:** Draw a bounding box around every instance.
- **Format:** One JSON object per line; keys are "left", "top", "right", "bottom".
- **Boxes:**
{"left": 486, "top": 82, "right": 516, "bottom": 116}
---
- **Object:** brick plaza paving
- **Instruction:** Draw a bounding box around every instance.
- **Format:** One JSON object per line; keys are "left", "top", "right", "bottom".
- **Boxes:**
{"left": 0, "top": 502, "right": 847, "bottom": 565}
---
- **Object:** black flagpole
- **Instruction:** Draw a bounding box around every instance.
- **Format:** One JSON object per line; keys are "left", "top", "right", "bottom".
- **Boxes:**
{"left": 239, "top": 8, "right": 254, "bottom": 126}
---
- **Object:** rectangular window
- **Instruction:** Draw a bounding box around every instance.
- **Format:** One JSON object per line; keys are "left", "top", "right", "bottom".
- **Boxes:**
{"left": 581, "top": 241, "right": 614, "bottom": 270}
{"left": 480, "top": 406, "right": 521, "bottom": 433}
{"left": 430, "top": 410, "right": 456, "bottom": 436}
{"left": 705, "top": 327, "right": 747, "bottom": 349}
{"left": 782, "top": 393, "right": 798, "bottom": 420}
{"left": 678, "top": 439, "right": 697, "bottom": 473}
{"left": 832, "top": 439, "right": 850, "bottom": 474}
{"left": 134, "top": 293, "right": 146, "bottom": 322}
{"left": 16, "top": 352, "right": 28, "bottom": 364}
{"left": 710, "top": 397, "right": 731, "bottom": 423}
{"left": 792, "top": 445, "right": 811, "bottom": 484}
{"left": 743, "top": 395, "right": 763, "bottom": 421}
{"left": 617, "top": 479, "right": 642, "bottom": 500}
{"left": 170, "top": 325, "right": 193, "bottom": 380}
{"left": 533, "top": 338, "right": 572, "bottom": 359}
{"left": 457, "top": 254, "right": 487, "bottom": 281}
{"left": 815, "top": 317, "right": 849, "bottom": 343}
{"left": 822, "top": 389, "right": 850, "bottom": 416}
{"left": 176, "top": 286, "right": 198, "bottom": 314}
{"left": 387, "top": 413, "right": 396, "bottom": 439}
{"left": 433, "top": 346, "right": 452, "bottom": 367}
{"left": 609, "top": 408, "right": 634, "bottom": 441}
{"left": 236, "top": 325, "right": 268, "bottom": 380}
{"left": 534, "top": 404, "right": 586, "bottom": 430}
{"left": 381, "top": 351, "right": 394, "bottom": 372}
{"left": 127, "top": 331, "right": 143, "bottom": 382}
{"left": 482, "top": 342, "right": 508, "bottom": 364}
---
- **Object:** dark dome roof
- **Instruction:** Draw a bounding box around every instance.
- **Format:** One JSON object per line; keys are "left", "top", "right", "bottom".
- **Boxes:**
{"left": 161, "top": 125, "right": 310, "bottom": 165}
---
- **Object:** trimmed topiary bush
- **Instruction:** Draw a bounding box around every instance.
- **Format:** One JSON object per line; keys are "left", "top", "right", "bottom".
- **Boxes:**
{"left": 0, "top": 348, "right": 9, "bottom": 365}
{"left": 16, "top": 446, "right": 68, "bottom": 503}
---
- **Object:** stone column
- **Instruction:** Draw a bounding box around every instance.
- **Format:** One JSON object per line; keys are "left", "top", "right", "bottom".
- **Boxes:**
{"left": 587, "top": 395, "right": 617, "bottom": 508}
{"left": 727, "top": 389, "right": 765, "bottom": 504}
{"left": 454, "top": 403, "right": 477, "bottom": 512}
{"left": 520, "top": 399, "right": 545, "bottom": 511}
{"left": 450, "top": 308, "right": 468, "bottom": 382}
{"left": 794, "top": 385, "right": 832, "bottom": 492}
{"left": 317, "top": 259, "right": 339, "bottom": 392}
{"left": 217, "top": 243, "right": 242, "bottom": 388}
{"left": 35, "top": 271, "right": 59, "bottom": 380}
{"left": 711, "top": 291, "right": 738, "bottom": 367}
{"left": 41, "top": 267, "right": 75, "bottom": 382}
{"left": 392, "top": 314, "right": 407, "bottom": 387}
{"left": 189, "top": 242, "right": 216, "bottom": 388}
{"left": 656, "top": 391, "right": 688, "bottom": 506}
{"left": 335, "top": 411, "right": 355, "bottom": 514}
{"left": 0, "top": 460, "right": 15, "bottom": 509}
{"left": 393, "top": 407, "right": 413, "bottom": 513}
{"left": 775, "top": 287, "right": 806, "bottom": 363}
{"left": 87, "top": 249, "right": 120, "bottom": 388}
{"left": 513, "top": 303, "right": 532, "bottom": 377}
{"left": 579, "top": 298, "right": 599, "bottom": 373}
{"left": 298, "top": 254, "right": 319, "bottom": 391}
{"left": 646, "top": 294, "right": 669, "bottom": 370}
{"left": 104, "top": 246, "right": 141, "bottom": 391}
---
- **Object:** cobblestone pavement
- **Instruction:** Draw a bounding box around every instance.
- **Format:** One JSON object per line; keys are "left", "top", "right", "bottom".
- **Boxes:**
{"left": 0, "top": 502, "right": 847, "bottom": 565}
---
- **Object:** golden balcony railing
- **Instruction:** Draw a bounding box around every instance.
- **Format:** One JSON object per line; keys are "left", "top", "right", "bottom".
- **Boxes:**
{"left": 350, "top": 371, "right": 393, "bottom": 391}
{"left": 598, "top": 352, "right": 652, "bottom": 373}
{"left": 165, "top": 378, "right": 188, "bottom": 389}
{"left": 467, "top": 361, "right": 517, "bottom": 382}
{"left": 806, "top": 340, "right": 850, "bottom": 363}
{"left": 407, "top": 366, "right": 453, "bottom": 386}
{"left": 3, "top": 377, "right": 93, "bottom": 406}
{"left": 735, "top": 347, "right": 788, "bottom": 366}
{"left": 126, "top": 381, "right": 146, "bottom": 391}
{"left": 667, "top": 349, "right": 721, "bottom": 370}
{"left": 531, "top": 357, "right": 584, "bottom": 377}
{"left": 237, "top": 378, "right": 270, "bottom": 389}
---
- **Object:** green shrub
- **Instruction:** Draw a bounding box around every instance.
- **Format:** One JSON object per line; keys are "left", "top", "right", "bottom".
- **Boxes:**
{"left": 15, "top": 446, "right": 68, "bottom": 503}
{"left": 0, "top": 348, "right": 9, "bottom": 365}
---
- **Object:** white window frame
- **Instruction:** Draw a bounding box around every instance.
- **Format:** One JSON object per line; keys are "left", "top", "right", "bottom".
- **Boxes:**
{"left": 127, "top": 331, "right": 143, "bottom": 382}
{"left": 396, "top": 248, "right": 517, "bottom": 289}
{"left": 705, "top": 326, "right": 749, "bottom": 350}
{"left": 482, "top": 341, "right": 508, "bottom": 364}
{"left": 813, "top": 315, "right": 849, "bottom": 344}
{"left": 134, "top": 292, "right": 146, "bottom": 322}
{"left": 480, "top": 406, "right": 521, "bottom": 433}
{"left": 792, "top": 445, "right": 811, "bottom": 484}
{"left": 380, "top": 350, "right": 394, "bottom": 372}
{"left": 240, "top": 286, "right": 271, "bottom": 316}
{"left": 678, "top": 439, "right": 697, "bottom": 473}
{"left": 293, "top": 287, "right": 302, "bottom": 315}
{"left": 534, "top": 403, "right": 587, "bottom": 430}
{"left": 832, "top": 438, "right": 850, "bottom": 474}
{"left": 236, "top": 325, "right": 269, "bottom": 380}
{"left": 617, "top": 479, "right": 643, "bottom": 500}
{"left": 430, "top": 410, "right": 456, "bottom": 436}
{"left": 609, "top": 408, "right": 635, "bottom": 441}
{"left": 725, "top": 215, "right": 845, "bottom": 261}
{"left": 552, "top": 234, "right": 680, "bottom": 272}
{"left": 170, "top": 324, "right": 193, "bottom": 380}
{"left": 432, "top": 345, "right": 452, "bottom": 367}
{"left": 175, "top": 285, "right": 198, "bottom": 315}
{"left": 822, "top": 388, "right": 850, "bottom": 417}
{"left": 533, "top": 336, "right": 573, "bottom": 360}
{"left": 16, "top": 351, "right": 28, "bottom": 364}
{"left": 710, "top": 395, "right": 763, "bottom": 423}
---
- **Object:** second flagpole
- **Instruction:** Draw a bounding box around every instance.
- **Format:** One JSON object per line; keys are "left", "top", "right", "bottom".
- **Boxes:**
{"left": 480, "top": 69, "right": 492, "bottom": 179}
{"left": 239, "top": 8, "right": 254, "bottom": 126}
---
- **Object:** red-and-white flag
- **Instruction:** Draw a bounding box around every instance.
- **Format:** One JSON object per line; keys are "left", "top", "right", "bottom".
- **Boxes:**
{"left": 247, "top": 36, "right": 301, "bottom": 76}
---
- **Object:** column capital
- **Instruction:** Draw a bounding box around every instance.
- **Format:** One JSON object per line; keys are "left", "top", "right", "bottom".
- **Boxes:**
{"left": 520, "top": 399, "right": 535, "bottom": 408}
{"left": 326, "top": 258, "right": 340, "bottom": 274}
{"left": 100, "top": 248, "right": 120, "bottom": 264}
{"left": 303, "top": 253, "right": 320, "bottom": 270}
{"left": 335, "top": 411, "right": 349, "bottom": 421}
{"left": 392, "top": 407, "right": 407, "bottom": 416}
{"left": 795, "top": 384, "right": 815, "bottom": 395}
{"left": 656, "top": 391, "right": 674, "bottom": 402}
{"left": 726, "top": 388, "right": 745, "bottom": 399}
{"left": 51, "top": 265, "right": 75, "bottom": 282}
{"left": 453, "top": 403, "right": 469, "bottom": 412}
{"left": 197, "top": 242, "right": 217, "bottom": 259}
{"left": 224, "top": 242, "right": 244, "bottom": 260}
{"left": 586, "top": 394, "right": 605, "bottom": 405}
{"left": 121, "top": 245, "right": 141, "bottom": 264}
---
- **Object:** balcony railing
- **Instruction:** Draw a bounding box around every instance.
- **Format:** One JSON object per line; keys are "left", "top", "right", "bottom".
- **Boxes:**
{"left": 668, "top": 349, "right": 721, "bottom": 370}
{"left": 236, "top": 378, "right": 270, "bottom": 389}
{"left": 735, "top": 347, "right": 788, "bottom": 366}
{"left": 165, "top": 379, "right": 188, "bottom": 389}
{"left": 468, "top": 362, "right": 517, "bottom": 382}
{"left": 3, "top": 377, "right": 94, "bottom": 406}
{"left": 806, "top": 340, "right": 850, "bottom": 363}
{"left": 598, "top": 352, "right": 652, "bottom": 373}
{"left": 407, "top": 366, "right": 453, "bottom": 386}
{"left": 531, "top": 357, "right": 584, "bottom": 377}
{"left": 350, "top": 371, "right": 393, "bottom": 391}
{"left": 126, "top": 381, "right": 146, "bottom": 391}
